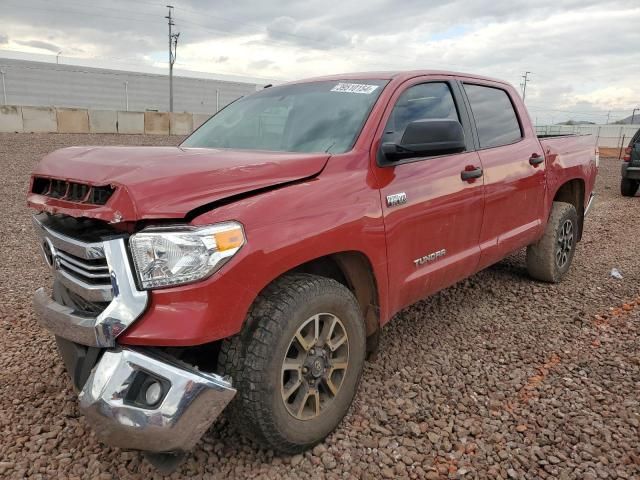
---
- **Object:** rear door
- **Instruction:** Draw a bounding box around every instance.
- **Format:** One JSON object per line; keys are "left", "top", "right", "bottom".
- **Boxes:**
{"left": 461, "top": 81, "right": 546, "bottom": 269}
{"left": 371, "top": 78, "right": 485, "bottom": 314}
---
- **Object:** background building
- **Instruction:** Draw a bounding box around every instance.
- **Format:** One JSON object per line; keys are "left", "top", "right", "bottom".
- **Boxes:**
{"left": 0, "top": 56, "right": 262, "bottom": 113}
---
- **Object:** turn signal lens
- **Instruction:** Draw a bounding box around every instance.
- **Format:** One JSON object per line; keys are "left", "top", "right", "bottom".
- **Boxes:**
{"left": 214, "top": 227, "right": 244, "bottom": 251}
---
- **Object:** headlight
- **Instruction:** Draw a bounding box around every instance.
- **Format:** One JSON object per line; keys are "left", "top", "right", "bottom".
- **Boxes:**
{"left": 129, "top": 221, "right": 245, "bottom": 289}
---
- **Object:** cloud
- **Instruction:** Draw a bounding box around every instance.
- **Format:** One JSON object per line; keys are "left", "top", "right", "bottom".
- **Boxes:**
{"left": 15, "top": 39, "right": 61, "bottom": 52}
{"left": 266, "top": 16, "right": 352, "bottom": 49}
{"left": 1, "top": 0, "right": 639, "bottom": 123}
{"left": 248, "top": 59, "right": 274, "bottom": 70}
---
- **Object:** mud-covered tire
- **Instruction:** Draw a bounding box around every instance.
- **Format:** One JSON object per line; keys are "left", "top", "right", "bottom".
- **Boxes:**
{"left": 621, "top": 178, "right": 639, "bottom": 197}
{"left": 218, "top": 273, "right": 366, "bottom": 454}
{"left": 526, "top": 201, "right": 578, "bottom": 283}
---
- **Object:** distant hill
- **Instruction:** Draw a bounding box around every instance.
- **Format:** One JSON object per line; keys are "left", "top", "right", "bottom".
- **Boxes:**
{"left": 612, "top": 114, "right": 640, "bottom": 125}
{"left": 557, "top": 120, "right": 596, "bottom": 125}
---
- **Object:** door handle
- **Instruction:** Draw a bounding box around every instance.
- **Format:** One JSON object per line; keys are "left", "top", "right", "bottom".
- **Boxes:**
{"left": 461, "top": 166, "right": 483, "bottom": 182}
{"left": 529, "top": 153, "right": 544, "bottom": 166}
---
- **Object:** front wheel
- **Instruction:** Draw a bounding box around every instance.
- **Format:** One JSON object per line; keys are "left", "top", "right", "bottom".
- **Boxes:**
{"left": 621, "top": 178, "right": 639, "bottom": 197}
{"left": 218, "top": 274, "right": 366, "bottom": 453}
{"left": 526, "top": 201, "right": 578, "bottom": 283}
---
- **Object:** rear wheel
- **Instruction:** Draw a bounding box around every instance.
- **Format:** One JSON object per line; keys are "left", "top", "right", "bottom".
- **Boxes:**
{"left": 218, "top": 273, "right": 366, "bottom": 453}
{"left": 621, "top": 178, "right": 639, "bottom": 197}
{"left": 526, "top": 201, "right": 578, "bottom": 283}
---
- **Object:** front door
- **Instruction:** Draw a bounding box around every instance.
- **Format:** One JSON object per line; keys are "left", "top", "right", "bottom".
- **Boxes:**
{"left": 372, "top": 80, "right": 485, "bottom": 315}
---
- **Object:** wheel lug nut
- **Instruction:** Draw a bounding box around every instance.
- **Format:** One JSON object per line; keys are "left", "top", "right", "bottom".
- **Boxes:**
{"left": 302, "top": 367, "right": 308, "bottom": 374}
{"left": 310, "top": 348, "right": 315, "bottom": 355}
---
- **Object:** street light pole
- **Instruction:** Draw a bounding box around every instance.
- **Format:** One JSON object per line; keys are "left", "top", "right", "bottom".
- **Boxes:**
{"left": 521, "top": 71, "right": 531, "bottom": 101}
{"left": 124, "top": 81, "right": 129, "bottom": 111}
{"left": 0, "top": 70, "right": 6, "bottom": 105}
{"left": 632, "top": 108, "right": 639, "bottom": 125}
{"left": 56, "top": 51, "right": 62, "bottom": 64}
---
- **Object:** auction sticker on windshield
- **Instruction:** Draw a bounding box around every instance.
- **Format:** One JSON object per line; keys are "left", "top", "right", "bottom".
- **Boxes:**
{"left": 331, "top": 83, "right": 379, "bottom": 94}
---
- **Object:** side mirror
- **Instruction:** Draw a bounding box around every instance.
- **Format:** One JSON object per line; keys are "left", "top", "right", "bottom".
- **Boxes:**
{"left": 382, "top": 119, "right": 466, "bottom": 161}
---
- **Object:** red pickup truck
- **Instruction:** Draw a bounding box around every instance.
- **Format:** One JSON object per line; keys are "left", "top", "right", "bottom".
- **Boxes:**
{"left": 27, "top": 70, "right": 597, "bottom": 469}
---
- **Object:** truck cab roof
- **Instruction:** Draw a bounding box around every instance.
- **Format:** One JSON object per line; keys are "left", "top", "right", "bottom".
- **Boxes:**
{"left": 280, "top": 70, "right": 510, "bottom": 87}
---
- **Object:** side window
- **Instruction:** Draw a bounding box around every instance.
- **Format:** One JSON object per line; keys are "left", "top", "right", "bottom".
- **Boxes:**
{"left": 383, "top": 82, "right": 459, "bottom": 145}
{"left": 463, "top": 84, "right": 522, "bottom": 148}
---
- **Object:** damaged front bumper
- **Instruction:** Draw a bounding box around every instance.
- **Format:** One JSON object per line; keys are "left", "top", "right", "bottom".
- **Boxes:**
{"left": 32, "top": 214, "right": 236, "bottom": 453}
{"left": 78, "top": 347, "right": 235, "bottom": 452}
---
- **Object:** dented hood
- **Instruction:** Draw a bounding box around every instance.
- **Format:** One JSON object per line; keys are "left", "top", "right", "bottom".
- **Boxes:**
{"left": 27, "top": 146, "right": 329, "bottom": 222}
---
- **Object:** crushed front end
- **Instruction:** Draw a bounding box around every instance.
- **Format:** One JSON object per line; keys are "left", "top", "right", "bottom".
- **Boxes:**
{"left": 31, "top": 213, "right": 236, "bottom": 453}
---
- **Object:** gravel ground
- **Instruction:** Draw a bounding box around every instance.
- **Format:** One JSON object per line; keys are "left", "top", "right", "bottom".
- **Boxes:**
{"left": 0, "top": 133, "right": 638, "bottom": 480}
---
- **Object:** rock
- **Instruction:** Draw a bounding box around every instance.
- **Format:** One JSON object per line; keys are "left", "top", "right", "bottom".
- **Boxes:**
{"left": 427, "top": 432, "right": 439, "bottom": 443}
{"left": 320, "top": 452, "right": 336, "bottom": 469}
{"left": 381, "top": 467, "right": 395, "bottom": 478}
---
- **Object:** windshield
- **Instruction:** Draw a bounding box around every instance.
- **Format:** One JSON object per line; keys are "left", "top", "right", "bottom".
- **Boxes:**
{"left": 181, "top": 80, "right": 388, "bottom": 154}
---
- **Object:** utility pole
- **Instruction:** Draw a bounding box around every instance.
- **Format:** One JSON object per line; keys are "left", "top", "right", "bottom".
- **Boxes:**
{"left": 521, "top": 71, "right": 531, "bottom": 101}
{"left": 606, "top": 111, "right": 610, "bottom": 124}
{"left": 632, "top": 108, "right": 639, "bottom": 125}
{"left": 165, "top": 5, "right": 180, "bottom": 112}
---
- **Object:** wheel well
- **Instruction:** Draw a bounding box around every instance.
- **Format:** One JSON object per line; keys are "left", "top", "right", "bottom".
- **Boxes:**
{"left": 290, "top": 252, "right": 381, "bottom": 354}
{"left": 166, "top": 253, "right": 382, "bottom": 372}
{"left": 553, "top": 179, "right": 585, "bottom": 240}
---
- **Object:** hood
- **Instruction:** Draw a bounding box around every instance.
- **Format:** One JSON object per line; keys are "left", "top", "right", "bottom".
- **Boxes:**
{"left": 27, "top": 146, "right": 329, "bottom": 222}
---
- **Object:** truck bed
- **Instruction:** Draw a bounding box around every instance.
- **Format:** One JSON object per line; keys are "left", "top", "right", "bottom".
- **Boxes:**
{"left": 539, "top": 133, "right": 598, "bottom": 214}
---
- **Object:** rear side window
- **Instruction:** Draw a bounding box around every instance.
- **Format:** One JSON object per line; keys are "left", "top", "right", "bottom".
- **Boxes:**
{"left": 463, "top": 84, "right": 522, "bottom": 148}
{"left": 383, "top": 82, "right": 459, "bottom": 145}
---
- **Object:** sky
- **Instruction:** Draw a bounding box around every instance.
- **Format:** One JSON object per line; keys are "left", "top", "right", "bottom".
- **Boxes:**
{"left": 2, "top": 0, "right": 639, "bottom": 124}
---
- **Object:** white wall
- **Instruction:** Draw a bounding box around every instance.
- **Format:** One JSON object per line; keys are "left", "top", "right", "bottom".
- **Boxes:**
{"left": 0, "top": 105, "right": 210, "bottom": 135}
{"left": 536, "top": 124, "right": 640, "bottom": 148}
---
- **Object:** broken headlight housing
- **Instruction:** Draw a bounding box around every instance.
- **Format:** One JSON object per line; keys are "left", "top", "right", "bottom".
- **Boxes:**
{"left": 129, "top": 222, "right": 245, "bottom": 289}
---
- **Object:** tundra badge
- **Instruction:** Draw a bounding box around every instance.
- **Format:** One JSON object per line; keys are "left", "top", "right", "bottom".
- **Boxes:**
{"left": 414, "top": 249, "right": 447, "bottom": 266}
{"left": 386, "top": 192, "right": 407, "bottom": 207}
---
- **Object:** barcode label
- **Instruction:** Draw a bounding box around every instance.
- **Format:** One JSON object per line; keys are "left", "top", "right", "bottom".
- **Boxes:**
{"left": 330, "top": 83, "right": 379, "bottom": 94}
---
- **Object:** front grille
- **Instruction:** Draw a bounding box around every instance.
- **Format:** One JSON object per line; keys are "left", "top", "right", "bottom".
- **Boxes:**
{"left": 34, "top": 214, "right": 115, "bottom": 303}
{"left": 56, "top": 249, "right": 111, "bottom": 286}
{"left": 32, "top": 177, "right": 115, "bottom": 205}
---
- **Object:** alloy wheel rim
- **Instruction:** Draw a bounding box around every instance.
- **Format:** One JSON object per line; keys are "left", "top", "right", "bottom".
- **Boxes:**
{"left": 556, "top": 219, "right": 574, "bottom": 268}
{"left": 281, "top": 313, "right": 349, "bottom": 420}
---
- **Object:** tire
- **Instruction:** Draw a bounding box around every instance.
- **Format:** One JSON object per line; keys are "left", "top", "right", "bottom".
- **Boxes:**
{"left": 526, "top": 201, "right": 578, "bottom": 283}
{"left": 218, "top": 273, "right": 366, "bottom": 454}
{"left": 621, "top": 178, "right": 639, "bottom": 197}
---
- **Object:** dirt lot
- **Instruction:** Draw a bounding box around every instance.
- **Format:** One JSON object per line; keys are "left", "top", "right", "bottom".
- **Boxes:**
{"left": 0, "top": 133, "right": 638, "bottom": 480}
